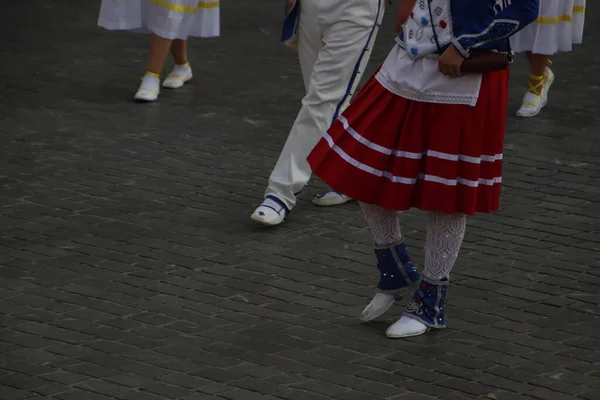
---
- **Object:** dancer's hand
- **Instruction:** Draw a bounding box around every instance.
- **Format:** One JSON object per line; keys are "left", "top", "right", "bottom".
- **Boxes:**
{"left": 438, "top": 45, "right": 464, "bottom": 78}
{"left": 396, "top": 0, "right": 417, "bottom": 32}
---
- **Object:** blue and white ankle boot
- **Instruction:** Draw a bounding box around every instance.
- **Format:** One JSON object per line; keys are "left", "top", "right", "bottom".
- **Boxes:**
{"left": 360, "top": 242, "right": 421, "bottom": 322}
{"left": 386, "top": 276, "right": 448, "bottom": 338}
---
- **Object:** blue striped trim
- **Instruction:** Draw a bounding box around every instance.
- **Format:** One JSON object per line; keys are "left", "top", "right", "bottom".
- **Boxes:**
{"left": 331, "top": 0, "right": 383, "bottom": 124}
{"left": 266, "top": 195, "right": 291, "bottom": 215}
{"left": 314, "top": 190, "right": 342, "bottom": 199}
{"left": 281, "top": 1, "right": 300, "bottom": 42}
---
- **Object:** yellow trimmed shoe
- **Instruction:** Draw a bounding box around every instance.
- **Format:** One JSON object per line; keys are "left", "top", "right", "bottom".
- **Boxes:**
{"left": 134, "top": 72, "right": 160, "bottom": 102}
{"left": 516, "top": 66, "right": 554, "bottom": 118}
{"left": 163, "top": 63, "right": 193, "bottom": 89}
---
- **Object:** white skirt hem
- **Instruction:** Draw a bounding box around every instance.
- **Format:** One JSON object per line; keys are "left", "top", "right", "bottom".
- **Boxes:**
{"left": 510, "top": 0, "right": 585, "bottom": 55}
{"left": 98, "top": 0, "right": 220, "bottom": 39}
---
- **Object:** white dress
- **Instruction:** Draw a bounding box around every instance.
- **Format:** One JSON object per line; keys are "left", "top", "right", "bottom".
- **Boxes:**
{"left": 510, "top": 0, "right": 585, "bottom": 55}
{"left": 98, "top": 0, "right": 220, "bottom": 40}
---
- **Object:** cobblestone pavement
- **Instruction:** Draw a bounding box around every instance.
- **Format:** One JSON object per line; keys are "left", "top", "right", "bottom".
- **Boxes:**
{"left": 1, "top": 1, "right": 599, "bottom": 399}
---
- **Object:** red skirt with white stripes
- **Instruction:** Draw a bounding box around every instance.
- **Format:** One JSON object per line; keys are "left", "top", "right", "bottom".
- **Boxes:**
{"left": 307, "top": 69, "right": 509, "bottom": 215}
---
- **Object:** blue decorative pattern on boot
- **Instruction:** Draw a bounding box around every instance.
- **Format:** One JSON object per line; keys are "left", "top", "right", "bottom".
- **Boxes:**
{"left": 404, "top": 276, "right": 448, "bottom": 329}
{"left": 374, "top": 242, "right": 421, "bottom": 293}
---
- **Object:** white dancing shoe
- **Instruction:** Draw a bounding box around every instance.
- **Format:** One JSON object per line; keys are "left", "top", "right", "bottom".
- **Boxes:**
{"left": 386, "top": 277, "right": 448, "bottom": 338}
{"left": 312, "top": 190, "right": 354, "bottom": 206}
{"left": 134, "top": 72, "right": 160, "bottom": 102}
{"left": 544, "top": 66, "right": 555, "bottom": 98}
{"left": 360, "top": 293, "right": 396, "bottom": 322}
{"left": 361, "top": 243, "right": 422, "bottom": 322}
{"left": 250, "top": 196, "right": 290, "bottom": 226}
{"left": 516, "top": 66, "right": 554, "bottom": 118}
{"left": 163, "top": 63, "right": 193, "bottom": 89}
{"left": 386, "top": 316, "right": 429, "bottom": 338}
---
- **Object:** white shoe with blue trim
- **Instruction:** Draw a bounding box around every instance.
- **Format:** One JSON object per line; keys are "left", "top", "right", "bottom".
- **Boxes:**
{"left": 312, "top": 190, "right": 354, "bottom": 207}
{"left": 250, "top": 196, "right": 290, "bottom": 226}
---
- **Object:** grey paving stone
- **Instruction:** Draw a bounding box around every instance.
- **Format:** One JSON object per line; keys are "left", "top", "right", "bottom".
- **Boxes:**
{"left": 0, "top": 1, "right": 599, "bottom": 400}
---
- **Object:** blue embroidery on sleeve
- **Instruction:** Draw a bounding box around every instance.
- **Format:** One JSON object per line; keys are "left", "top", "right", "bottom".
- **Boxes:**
{"left": 455, "top": 19, "right": 519, "bottom": 51}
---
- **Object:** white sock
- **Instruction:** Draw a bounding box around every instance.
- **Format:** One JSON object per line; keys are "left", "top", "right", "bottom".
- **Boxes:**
{"left": 169, "top": 63, "right": 191, "bottom": 76}
{"left": 139, "top": 73, "right": 160, "bottom": 90}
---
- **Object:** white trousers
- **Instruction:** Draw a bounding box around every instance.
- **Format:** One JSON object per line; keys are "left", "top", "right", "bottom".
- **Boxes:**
{"left": 265, "top": 0, "right": 385, "bottom": 210}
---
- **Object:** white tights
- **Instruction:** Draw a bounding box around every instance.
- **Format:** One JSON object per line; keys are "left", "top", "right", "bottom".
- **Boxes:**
{"left": 359, "top": 202, "right": 466, "bottom": 280}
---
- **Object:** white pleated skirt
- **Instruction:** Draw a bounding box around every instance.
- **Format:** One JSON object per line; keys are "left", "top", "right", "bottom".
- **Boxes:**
{"left": 510, "top": 0, "right": 585, "bottom": 55}
{"left": 98, "top": 0, "right": 220, "bottom": 40}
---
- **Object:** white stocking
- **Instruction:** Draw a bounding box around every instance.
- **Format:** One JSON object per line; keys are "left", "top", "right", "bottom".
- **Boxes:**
{"left": 424, "top": 211, "right": 466, "bottom": 280}
{"left": 359, "top": 202, "right": 402, "bottom": 246}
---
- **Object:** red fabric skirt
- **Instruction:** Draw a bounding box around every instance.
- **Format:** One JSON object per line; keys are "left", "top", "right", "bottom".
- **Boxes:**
{"left": 307, "top": 69, "right": 509, "bottom": 215}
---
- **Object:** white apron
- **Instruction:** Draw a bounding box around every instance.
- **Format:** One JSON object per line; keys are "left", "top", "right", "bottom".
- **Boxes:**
{"left": 378, "top": 0, "right": 483, "bottom": 107}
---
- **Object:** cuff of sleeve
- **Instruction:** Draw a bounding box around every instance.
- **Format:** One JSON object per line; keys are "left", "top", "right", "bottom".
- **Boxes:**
{"left": 452, "top": 38, "right": 470, "bottom": 58}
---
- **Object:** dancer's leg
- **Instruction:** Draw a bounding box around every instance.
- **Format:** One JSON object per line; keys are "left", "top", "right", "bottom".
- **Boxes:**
{"left": 359, "top": 202, "right": 402, "bottom": 246}
{"left": 386, "top": 211, "right": 466, "bottom": 338}
{"left": 170, "top": 39, "right": 188, "bottom": 65}
{"left": 517, "top": 52, "right": 554, "bottom": 117}
{"left": 359, "top": 203, "right": 420, "bottom": 322}
{"left": 423, "top": 211, "right": 466, "bottom": 280}
{"left": 163, "top": 39, "right": 193, "bottom": 89}
{"left": 147, "top": 33, "right": 172, "bottom": 74}
{"left": 135, "top": 33, "right": 172, "bottom": 101}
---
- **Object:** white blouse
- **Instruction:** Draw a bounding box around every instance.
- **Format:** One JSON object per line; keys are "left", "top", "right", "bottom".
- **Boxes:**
{"left": 379, "top": 0, "right": 483, "bottom": 106}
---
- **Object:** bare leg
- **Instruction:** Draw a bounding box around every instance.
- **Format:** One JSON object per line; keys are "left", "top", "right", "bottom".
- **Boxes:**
{"left": 170, "top": 39, "right": 188, "bottom": 66}
{"left": 134, "top": 33, "right": 172, "bottom": 101}
{"left": 147, "top": 33, "right": 173, "bottom": 75}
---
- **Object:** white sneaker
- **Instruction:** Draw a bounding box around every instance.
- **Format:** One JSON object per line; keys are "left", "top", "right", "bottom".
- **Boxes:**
{"left": 541, "top": 67, "right": 554, "bottom": 107}
{"left": 163, "top": 63, "right": 193, "bottom": 89}
{"left": 312, "top": 190, "right": 353, "bottom": 206}
{"left": 250, "top": 196, "right": 289, "bottom": 226}
{"left": 360, "top": 293, "right": 395, "bottom": 322}
{"left": 516, "top": 92, "right": 543, "bottom": 118}
{"left": 516, "top": 67, "right": 554, "bottom": 118}
{"left": 386, "top": 316, "right": 429, "bottom": 338}
{"left": 134, "top": 72, "right": 160, "bottom": 102}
